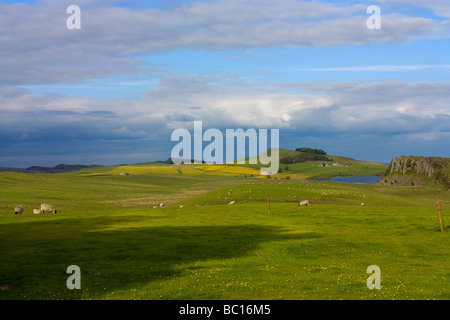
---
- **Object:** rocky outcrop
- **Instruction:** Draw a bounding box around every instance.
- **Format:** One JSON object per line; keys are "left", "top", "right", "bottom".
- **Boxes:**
{"left": 388, "top": 156, "right": 446, "bottom": 177}
{"left": 379, "top": 156, "right": 449, "bottom": 190}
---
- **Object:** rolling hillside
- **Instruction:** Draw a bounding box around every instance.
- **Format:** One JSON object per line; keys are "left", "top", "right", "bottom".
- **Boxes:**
{"left": 0, "top": 148, "right": 389, "bottom": 180}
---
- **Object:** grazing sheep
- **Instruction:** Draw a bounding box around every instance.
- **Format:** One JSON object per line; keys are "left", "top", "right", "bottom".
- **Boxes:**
{"left": 33, "top": 209, "right": 43, "bottom": 214}
{"left": 361, "top": 202, "right": 365, "bottom": 206}
{"left": 14, "top": 205, "right": 24, "bottom": 215}
{"left": 40, "top": 203, "right": 57, "bottom": 214}
{"left": 229, "top": 200, "right": 236, "bottom": 205}
{"left": 298, "top": 200, "right": 309, "bottom": 207}
{"left": 160, "top": 203, "right": 165, "bottom": 208}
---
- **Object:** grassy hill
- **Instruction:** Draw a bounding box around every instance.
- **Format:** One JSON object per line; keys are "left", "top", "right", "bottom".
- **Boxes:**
{"left": 249, "top": 148, "right": 388, "bottom": 179}
{"left": 0, "top": 148, "right": 388, "bottom": 181}
{"left": 67, "top": 148, "right": 388, "bottom": 181}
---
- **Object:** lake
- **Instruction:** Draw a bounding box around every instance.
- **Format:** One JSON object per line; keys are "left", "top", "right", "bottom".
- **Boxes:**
{"left": 311, "top": 176, "right": 381, "bottom": 184}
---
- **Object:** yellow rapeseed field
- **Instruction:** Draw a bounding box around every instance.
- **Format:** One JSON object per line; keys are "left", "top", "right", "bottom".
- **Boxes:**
{"left": 108, "top": 165, "right": 180, "bottom": 175}
{"left": 82, "top": 164, "right": 263, "bottom": 177}
{"left": 192, "top": 165, "right": 261, "bottom": 176}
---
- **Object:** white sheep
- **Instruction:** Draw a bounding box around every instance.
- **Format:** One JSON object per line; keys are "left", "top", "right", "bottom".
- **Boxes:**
{"left": 40, "top": 203, "right": 57, "bottom": 213}
{"left": 298, "top": 200, "right": 309, "bottom": 207}
{"left": 14, "top": 205, "right": 24, "bottom": 215}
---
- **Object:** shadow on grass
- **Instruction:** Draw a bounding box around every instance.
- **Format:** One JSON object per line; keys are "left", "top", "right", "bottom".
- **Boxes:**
{"left": 0, "top": 216, "right": 320, "bottom": 299}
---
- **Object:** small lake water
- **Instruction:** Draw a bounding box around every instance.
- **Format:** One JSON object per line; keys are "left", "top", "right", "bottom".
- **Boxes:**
{"left": 311, "top": 176, "right": 381, "bottom": 184}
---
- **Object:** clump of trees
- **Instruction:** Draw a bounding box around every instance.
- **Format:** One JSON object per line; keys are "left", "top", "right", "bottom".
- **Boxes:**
{"left": 295, "top": 148, "right": 327, "bottom": 155}
{"left": 280, "top": 148, "right": 331, "bottom": 164}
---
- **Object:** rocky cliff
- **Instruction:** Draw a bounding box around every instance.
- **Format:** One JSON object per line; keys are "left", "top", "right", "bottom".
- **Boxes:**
{"left": 379, "top": 155, "right": 450, "bottom": 190}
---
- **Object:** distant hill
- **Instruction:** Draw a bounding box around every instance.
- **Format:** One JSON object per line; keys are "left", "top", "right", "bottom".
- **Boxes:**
{"left": 379, "top": 155, "right": 450, "bottom": 190}
{"left": 0, "top": 164, "right": 103, "bottom": 174}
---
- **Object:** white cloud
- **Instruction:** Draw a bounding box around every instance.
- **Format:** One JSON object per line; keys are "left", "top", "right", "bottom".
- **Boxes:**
{"left": 0, "top": 0, "right": 447, "bottom": 85}
{"left": 2, "top": 77, "right": 450, "bottom": 166}
{"left": 396, "top": 131, "right": 450, "bottom": 142}
{"left": 2, "top": 77, "right": 450, "bottom": 134}
{"left": 375, "top": 0, "right": 450, "bottom": 18}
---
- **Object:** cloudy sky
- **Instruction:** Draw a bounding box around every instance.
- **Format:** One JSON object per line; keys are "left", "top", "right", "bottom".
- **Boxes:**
{"left": 1, "top": 0, "right": 449, "bottom": 167}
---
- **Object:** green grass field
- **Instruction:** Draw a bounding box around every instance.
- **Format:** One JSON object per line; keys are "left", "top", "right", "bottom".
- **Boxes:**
{"left": 0, "top": 164, "right": 448, "bottom": 300}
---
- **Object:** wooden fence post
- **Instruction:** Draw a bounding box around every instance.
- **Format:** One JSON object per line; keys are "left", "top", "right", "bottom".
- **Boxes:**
{"left": 437, "top": 197, "right": 445, "bottom": 232}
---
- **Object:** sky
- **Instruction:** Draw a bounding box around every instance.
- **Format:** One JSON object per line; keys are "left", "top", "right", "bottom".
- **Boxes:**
{"left": 1, "top": 0, "right": 449, "bottom": 167}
